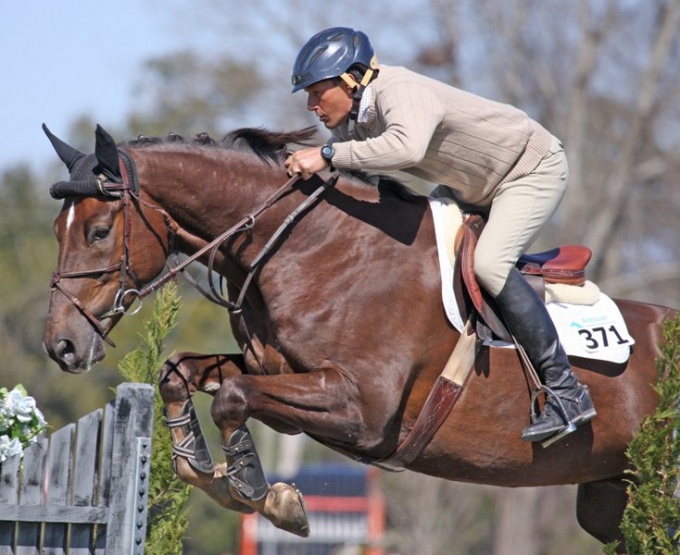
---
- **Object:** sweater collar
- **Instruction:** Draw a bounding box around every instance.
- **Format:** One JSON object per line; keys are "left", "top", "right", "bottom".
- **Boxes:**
{"left": 356, "top": 83, "right": 376, "bottom": 127}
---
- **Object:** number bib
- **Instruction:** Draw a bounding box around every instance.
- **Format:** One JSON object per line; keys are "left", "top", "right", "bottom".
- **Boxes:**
{"left": 546, "top": 293, "right": 635, "bottom": 364}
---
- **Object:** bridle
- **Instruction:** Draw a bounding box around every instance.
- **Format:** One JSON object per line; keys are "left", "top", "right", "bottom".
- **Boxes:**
{"left": 49, "top": 154, "right": 145, "bottom": 347}
{"left": 50, "top": 151, "right": 338, "bottom": 348}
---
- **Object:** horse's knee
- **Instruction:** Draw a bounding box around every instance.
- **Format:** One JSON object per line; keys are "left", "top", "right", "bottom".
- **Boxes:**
{"left": 158, "top": 353, "right": 194, "bottom": 403}
{"left": 211, "top": 376, "right": 251, "bottom": 428}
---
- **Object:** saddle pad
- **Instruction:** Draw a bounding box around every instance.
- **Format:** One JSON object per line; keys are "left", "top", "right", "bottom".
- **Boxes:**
{"left": 429, "top": 197, "right": 465, "bottom": 332}
{"left": 546, "top": 295, "right": 635, "bottom": 364}
{"left": 428, "top": 197, "right": 634, "bottom": 364}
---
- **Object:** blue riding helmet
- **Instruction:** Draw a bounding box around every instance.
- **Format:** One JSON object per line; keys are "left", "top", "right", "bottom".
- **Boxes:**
{"left": 291, "top": 27, "right": 376, "bottom": 93}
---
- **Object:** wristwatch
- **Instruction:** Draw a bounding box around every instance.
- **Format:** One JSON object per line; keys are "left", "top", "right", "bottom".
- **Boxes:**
{"left": 320, "top": 143, "right": 335, "bottom": 169}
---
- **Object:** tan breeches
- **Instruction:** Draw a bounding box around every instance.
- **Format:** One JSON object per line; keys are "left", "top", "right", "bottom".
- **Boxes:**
{"left": 474, "top": 136, "right": 568, "bottom": 297}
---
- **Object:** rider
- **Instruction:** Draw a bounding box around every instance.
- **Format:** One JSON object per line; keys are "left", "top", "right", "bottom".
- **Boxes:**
{"left": 284, "top": 27, "right": 596, "bottom": 444}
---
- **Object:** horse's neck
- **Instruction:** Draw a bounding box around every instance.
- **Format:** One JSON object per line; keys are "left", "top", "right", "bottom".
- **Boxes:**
{"left": 135, "top": 147, "right": 297, "bottom": 264}
{"left": 139, "top": 148, "right": 278, "bottom": 225}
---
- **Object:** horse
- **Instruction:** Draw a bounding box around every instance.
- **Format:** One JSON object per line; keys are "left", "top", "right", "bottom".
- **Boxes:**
{"left": 41, "top": 123, "right": 675, "bottom": 551}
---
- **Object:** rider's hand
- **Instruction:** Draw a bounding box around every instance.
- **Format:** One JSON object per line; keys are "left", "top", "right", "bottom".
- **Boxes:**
{"left": 285, "top": 147, "right": 328, "bottom": 180}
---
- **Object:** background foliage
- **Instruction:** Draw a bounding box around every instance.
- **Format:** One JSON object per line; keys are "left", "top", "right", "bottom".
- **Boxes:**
{"left": 619, "top": 312, "right": 680, "bottom": 554}
{"left": 3, "top": 1, "right": 680, "bottom": 553}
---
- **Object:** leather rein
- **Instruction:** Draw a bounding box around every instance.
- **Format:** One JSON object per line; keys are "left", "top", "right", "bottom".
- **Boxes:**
{"left": 50, "top": 152, "right": 339, "bottom": 348}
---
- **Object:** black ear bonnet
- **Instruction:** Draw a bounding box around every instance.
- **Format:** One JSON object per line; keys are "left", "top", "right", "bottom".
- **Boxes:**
{"left": 43, "top": 124, "right": 138, "bottom": 199}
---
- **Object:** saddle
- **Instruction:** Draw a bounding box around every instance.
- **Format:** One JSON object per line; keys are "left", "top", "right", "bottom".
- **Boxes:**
{"left": 454, "top": 213, "right": 592, "bottom": 342}
{"left": 377, "top": 213, "right": 594, "bottom": 470}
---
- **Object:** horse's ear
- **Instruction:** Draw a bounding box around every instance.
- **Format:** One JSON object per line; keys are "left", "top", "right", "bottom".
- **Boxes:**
{"left": 42, "top": 123, "right": 86, "bottom": 173}
{"left": 94, "top": 124, "right": 122, "bottom": 182}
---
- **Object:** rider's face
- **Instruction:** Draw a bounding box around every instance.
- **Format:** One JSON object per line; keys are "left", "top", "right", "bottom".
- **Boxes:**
{"left": 305, "top": 79, "right": 353, "bottom": 129}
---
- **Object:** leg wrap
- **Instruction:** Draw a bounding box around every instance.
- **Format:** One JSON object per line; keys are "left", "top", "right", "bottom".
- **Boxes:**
{"left": 223, "top": 425, "right": 269, "bottom": 501}
{"left": 164, "top": 399, "right": 215, "bottom": 474}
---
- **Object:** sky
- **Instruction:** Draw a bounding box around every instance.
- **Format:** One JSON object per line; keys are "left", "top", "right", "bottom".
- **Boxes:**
{"left": 1, "top": 1, "right": 215, "bottom": 171}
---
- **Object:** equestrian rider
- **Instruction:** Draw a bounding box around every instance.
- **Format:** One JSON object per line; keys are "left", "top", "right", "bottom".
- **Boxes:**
{"left": 284, "top": 27, "right": 596, "bottom": 443}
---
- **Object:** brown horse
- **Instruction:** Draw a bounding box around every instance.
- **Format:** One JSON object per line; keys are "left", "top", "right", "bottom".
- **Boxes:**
{"left": 41, "top": 124, "right": 675, "bottom": 551}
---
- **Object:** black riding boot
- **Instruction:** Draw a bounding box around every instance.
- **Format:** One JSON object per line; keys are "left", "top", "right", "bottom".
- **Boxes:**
{"left": 494, "top": 268, "right": 597, "bottom": 443}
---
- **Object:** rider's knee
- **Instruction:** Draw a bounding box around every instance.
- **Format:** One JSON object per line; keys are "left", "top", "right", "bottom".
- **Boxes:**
{"left": 473, "top": 250, "right": 511, "bottom": 297}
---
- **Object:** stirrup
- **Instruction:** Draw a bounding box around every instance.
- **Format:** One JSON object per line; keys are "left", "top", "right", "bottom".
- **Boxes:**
{"left": 526, "top": 385, "right": 578, "bottom": 448}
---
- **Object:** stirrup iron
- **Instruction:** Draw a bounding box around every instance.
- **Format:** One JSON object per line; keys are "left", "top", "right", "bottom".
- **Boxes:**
{"left": 527, "top": 385, "right": 578, "bottom": 448}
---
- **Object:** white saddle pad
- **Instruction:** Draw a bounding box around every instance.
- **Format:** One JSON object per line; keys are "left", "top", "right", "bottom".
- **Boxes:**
{"left": 428, "top": 197, "right": 634, "bottom": 364}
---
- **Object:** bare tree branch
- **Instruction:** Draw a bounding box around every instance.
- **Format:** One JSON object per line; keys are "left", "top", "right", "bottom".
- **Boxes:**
{"left": 562, "top": 0, "right": 617, "bottom": 238}
{"left": 584, "top": 0, "right": 680, "bottom": 278}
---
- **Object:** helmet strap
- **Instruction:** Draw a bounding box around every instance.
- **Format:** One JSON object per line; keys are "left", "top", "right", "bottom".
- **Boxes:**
{"left": 341, "top": 65, "right": 376, "bottom": 135}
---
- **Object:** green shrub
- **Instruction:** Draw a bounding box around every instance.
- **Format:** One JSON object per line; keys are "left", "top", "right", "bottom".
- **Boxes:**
{"left": 616, "top": 311, "right": 680, "bottom": 554}
{"left": 117, "top": 283, "right": 192, "bottom": 555}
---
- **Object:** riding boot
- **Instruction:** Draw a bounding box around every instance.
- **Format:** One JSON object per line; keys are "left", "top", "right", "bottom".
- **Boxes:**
{"left": 493, "top": 268, "right": 597, "bottom": 443}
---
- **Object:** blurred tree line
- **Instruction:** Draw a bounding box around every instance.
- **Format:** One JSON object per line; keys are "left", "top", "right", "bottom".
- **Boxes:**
{"left": 2, "top": 1, "right": 679, "bottom": 553}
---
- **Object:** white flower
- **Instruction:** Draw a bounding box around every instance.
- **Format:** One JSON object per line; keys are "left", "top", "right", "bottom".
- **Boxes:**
{"left": 0, "top": 384, "right": 48, "bottom": 461}
{"left": 0, "top": 435, "right": 23, "bottom": 463}
{"left": 13, "top": 394, "right": 38, "bottom": 423}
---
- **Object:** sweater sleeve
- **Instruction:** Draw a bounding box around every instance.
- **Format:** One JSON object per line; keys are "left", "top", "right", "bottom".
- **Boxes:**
{"left": 332, "top": 81, "right": 444, "bottom": 171}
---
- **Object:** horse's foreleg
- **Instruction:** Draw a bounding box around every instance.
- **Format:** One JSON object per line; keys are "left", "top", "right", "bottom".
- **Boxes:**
{"left": 220, "top": 422, "right": 310, "bottom": 536}
{"left": 210, "top": 368, "right": 364, "bottom": 537}
{"left": 158, "top": 352, "right": 252, "bottom": 514}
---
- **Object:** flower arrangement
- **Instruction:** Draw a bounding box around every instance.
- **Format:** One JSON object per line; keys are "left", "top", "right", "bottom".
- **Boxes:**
{"left": 0, "top": 384, "right": 48, "bottom": 463}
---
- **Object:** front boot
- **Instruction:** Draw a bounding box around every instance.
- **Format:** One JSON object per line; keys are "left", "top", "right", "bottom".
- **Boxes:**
{"left": 493, "top": 268, "right": 596, "bottom": 443}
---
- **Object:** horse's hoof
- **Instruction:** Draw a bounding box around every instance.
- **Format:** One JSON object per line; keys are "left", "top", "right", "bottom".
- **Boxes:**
{"left": 264, "top": 482, "right": 309, "bottom": 537}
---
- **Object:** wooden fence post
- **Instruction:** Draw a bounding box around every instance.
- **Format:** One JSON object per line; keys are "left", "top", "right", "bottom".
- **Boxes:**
{"left": 104, "top": 383, "right": 154, "bottom": 555}
{"left": 0, "top": 382, "right": 155, "bottom": 555}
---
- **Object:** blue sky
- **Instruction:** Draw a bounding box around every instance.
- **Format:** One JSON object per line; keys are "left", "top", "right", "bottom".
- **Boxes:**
{"left": 1, "top": 1, "right": 214, "bottom": 171}
{"left": 1, "top": 3, "right": 440, "bottom": 174}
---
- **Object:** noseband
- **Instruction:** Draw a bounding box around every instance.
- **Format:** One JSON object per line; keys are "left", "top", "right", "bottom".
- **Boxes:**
{"left": 51, "top": 150, "right": 339, "bottom": 349}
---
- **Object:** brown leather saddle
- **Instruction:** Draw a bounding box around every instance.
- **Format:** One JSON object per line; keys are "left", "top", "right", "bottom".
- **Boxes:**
{"left": 376, "top": 214, "right": 593, "bottom": 470}
{"left": 454, "top": 213, "right": 592, "bottom": 342}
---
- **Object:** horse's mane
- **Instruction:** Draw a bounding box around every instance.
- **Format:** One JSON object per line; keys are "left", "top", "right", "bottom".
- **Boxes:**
{"left": 124, "top": 126, "right": 318, "bottom": 164}
{"left": 124, "top": 126, "right": 423, "bottom": 202}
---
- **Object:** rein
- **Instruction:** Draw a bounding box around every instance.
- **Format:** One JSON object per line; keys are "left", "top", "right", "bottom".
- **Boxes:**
{"left": 136, "top": 173, "right": 301, "bottom": 307}
{"left": 52, "top": 154, "right": 339, "bottom": 347}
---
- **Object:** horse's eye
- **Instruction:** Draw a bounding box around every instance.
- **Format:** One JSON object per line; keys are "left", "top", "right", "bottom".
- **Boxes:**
{"left": 92, "top": 227, "right": 111, "bottom": 241}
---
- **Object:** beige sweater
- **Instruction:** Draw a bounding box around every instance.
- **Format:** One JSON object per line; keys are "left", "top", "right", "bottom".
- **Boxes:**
{"left": 331, "top": 65, "right": 554, "bottom": 206}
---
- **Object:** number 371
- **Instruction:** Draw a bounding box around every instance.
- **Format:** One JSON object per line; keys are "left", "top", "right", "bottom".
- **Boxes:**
{"left": 578, "top": 325, "right": 630, "bottom": 350}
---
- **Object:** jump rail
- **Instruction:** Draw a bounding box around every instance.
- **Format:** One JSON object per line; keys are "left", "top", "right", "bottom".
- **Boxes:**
{"left": 0, "top": 382, "right": 154, "bottom": 555}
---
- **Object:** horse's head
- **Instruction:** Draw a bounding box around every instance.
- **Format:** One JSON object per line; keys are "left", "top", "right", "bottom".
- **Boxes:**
{"left": 42, "top": 125, "right": 172, "bottom": 373}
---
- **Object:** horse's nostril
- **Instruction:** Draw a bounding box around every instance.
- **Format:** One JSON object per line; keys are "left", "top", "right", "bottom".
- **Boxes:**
{"left": 56, "top": 339, "right": 76, "bottom": 365}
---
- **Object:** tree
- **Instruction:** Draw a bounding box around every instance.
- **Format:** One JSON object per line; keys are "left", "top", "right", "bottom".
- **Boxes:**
{"left": 5, "top": 1, "right": 679, "bottom": 552}
{"left": 149, "top": 2, "right": 680, "bottom": 553}
{"left": 127, "top": 50, "right": 264, "bottom": 137}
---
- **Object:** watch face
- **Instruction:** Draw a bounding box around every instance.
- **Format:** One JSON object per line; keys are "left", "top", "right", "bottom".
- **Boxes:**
{"left": 321, "top": 144, "right": 334, "bottom": 161}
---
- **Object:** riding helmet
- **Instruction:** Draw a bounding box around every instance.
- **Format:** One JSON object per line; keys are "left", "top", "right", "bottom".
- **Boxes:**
{"left": 291, "top": 27, "right": 377, "bottom": 92}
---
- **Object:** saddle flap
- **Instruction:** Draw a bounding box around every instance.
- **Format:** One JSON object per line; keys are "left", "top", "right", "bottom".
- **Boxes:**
{"left": 456, "top": 214, "right": 512, "bottom": 341}
{"left": 459, "top": 214, "right": 485, "bottom": 312}
{"left": 455, "top": 215, "right": 592, "bottom": 341}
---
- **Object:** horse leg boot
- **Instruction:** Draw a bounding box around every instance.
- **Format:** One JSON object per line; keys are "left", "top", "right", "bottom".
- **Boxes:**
{"left": 164, "top": 399, "right": 256, "bottom": 513}
{"left": 165, "top": 399, "right": 216, "bottom": 475}
{"left": 493, "top": 268, "right": 597, "bottom": 443}
{"left": 222, "top": 425, "right": 309, "bottom": 537}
